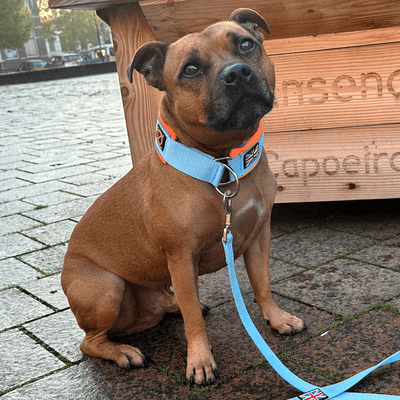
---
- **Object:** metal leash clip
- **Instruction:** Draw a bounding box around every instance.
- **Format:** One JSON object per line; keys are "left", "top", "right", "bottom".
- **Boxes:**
{"left": 223, "top": 190, "right": 232, "bottom": 243}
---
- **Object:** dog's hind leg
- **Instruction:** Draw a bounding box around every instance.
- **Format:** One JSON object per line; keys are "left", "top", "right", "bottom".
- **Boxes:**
{"left": 61, "top": 259, "right": 146, "bottom": 369}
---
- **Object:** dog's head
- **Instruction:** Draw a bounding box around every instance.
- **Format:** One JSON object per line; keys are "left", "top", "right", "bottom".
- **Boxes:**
{"left": 128, "top": 8, "right": 275, "bottom": 134}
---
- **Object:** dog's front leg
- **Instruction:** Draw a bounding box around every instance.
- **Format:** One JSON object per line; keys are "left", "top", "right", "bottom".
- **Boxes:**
{"left": 168, "top": 254, "right": 218, "bottom": 385}
{"left": 243, "top": 222, "right": 305, "bottom": 335}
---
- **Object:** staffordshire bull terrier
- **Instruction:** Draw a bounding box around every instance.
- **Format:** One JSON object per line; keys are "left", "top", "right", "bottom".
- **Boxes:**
{"left": 62, "top": 8, "right": 305, "bottom": 386}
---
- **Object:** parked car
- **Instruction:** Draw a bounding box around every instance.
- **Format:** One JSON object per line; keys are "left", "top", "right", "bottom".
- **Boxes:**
{"left": 16, "top": 59, "right": 47, "bottom": 71}
{"left": 45, "top": 54, "right": 83, "bottom": 68}
{"left": 82, "top": 45, "right": 115, "bottom": 64}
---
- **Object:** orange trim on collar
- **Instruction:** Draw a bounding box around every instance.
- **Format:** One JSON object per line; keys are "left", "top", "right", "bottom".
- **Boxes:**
{"left": 229, "top": 121, "right": 263, "bottom": 158}
{"left": 158, "top": 116, "right": 177, "bottom": 140}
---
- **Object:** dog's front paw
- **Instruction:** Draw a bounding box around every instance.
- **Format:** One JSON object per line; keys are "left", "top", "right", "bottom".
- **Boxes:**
{"left": 114, "top": 344, "right": 147, "bottom": 370}
{"left": 187, "top": 348, "right": 218, "bottom": 386}
{"left": 267, "top": 309, "right": 306, "bottom": 336}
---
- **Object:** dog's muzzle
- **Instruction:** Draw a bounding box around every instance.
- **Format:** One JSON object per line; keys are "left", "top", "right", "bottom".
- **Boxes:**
{"left": 207, "top": 62, "right": 274, "bottom": 132}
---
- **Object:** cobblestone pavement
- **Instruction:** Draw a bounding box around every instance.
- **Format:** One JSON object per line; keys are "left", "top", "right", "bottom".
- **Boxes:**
{"left": 1, "top": 73, "right": 400, "bottom": 399}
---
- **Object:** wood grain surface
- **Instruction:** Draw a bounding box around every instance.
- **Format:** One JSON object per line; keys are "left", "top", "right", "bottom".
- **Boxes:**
{"left": 265, "top": 41, "right": 400, "bottom": 133}
{"left": 265, "top": 26, "right": 400, "bottom": 55}
{"left": 139, "top": 0, "right": 400, "bottom": 42}
{"left": 106, "top": 3, "right": 162, "bottom": 164}
{"left": 49, "top": 0, "right": 135, "bottom": 10}
{"left": 263, "top": 28, "right": 400, "bottom": 202}
{"left": 265, "top": 124, "right": 400, "bottom": 203}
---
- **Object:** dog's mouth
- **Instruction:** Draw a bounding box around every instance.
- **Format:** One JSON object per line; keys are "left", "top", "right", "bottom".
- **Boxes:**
{"left": 206, "top": 63, "right": 274, "bottom": 132}
{"left": 207, "top": 89, "right": 274, "bottom": 132}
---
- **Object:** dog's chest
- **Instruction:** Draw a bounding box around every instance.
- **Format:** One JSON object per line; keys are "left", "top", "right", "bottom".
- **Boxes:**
{"left": 197, "top": 192, "right": 269, "bottom": 276}
{"left": 234, "top": 197, "right": 265, "bottom": 221}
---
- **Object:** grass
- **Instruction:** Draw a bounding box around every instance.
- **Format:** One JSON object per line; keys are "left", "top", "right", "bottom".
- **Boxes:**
{"left": 280, "top": 349, "right": 339, "bottom": 383}
{"left": 34, "top": 204, "right": 48, "bottom": 210}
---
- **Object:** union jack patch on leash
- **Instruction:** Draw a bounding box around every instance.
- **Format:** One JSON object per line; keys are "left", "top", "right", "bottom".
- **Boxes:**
{"left": 244, "top": 142, "right": 260, "bottom": 169}
{"left": 298, "top": 388, "right": 328, "bottom": 400}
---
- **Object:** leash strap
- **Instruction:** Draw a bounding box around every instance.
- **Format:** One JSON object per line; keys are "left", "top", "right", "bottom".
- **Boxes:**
{"left": 222, "top": 233, "right": 400, "bottom": 399}
{"left": 155, "top": 119, "right": 264, "bottom": 187}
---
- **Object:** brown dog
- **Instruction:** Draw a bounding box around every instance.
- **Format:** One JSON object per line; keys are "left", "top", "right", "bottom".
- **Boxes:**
{"left": 61, "top": 8, "right": 305, "bottom": 386}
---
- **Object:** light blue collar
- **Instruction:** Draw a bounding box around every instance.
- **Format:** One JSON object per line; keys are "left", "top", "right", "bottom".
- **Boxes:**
{"left": 155, "top": 118, "right": 264, "bottom": 188}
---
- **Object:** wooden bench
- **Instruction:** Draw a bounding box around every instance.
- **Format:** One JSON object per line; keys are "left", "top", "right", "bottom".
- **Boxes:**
{"left": 49, "top": 0, "right": 400, "bottom": 203}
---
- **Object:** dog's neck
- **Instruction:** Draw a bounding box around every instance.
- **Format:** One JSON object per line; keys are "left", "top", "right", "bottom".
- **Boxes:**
{"left": 159, "top": 103, "right": 260, "bottom": 159}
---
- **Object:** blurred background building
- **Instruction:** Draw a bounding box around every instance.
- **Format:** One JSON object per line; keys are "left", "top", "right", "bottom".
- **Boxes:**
{"left": 0, "top": 0, "right": 48, "bottom": 73}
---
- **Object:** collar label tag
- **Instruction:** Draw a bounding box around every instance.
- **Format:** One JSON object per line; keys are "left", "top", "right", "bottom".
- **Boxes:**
{"left": 244, "top": 142, "right": 260, "bottom": 169}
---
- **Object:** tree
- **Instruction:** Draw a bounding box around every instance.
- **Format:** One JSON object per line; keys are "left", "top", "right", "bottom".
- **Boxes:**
{"left": 41, "top": 8, "right": 110, "bottom": 52}
{"left": 0, "top": 0, "right": 34, "bottom": 49}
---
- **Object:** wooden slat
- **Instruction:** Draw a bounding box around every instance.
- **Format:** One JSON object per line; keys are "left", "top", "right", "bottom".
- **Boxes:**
{"left": 139, "top": 0, "right": 400, "bottom": 42}
{"left": 265, "top": 26, "right": 400, "bottom": 55}
{"left": 49, "top": 0, "right": 134, "bottom": 10}
{"left": 265, "top": 124, "right": 400, "bottom": 203}
{"left": 106, "top": 3, "right": 162, "bottom": 164}
{"left": 264, "top": 41, "right": 400, "bottom": 133}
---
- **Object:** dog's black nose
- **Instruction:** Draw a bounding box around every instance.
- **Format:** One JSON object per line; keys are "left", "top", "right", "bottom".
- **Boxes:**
{"left": 221, "top": 63, "right": 252, "bottom": 85}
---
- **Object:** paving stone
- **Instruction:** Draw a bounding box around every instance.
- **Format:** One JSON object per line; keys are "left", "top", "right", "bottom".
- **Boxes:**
{"left": 273, "top": 258, "right": 400, "bottom": 316}
{"left": 320, "top": 200, "right": 400, "bottom": 240}
{"left": 0, "top": 180, "right": 71, "bottom": 203}
{"left": 350, "top": 236, "right": 400, "bottom": 271}
{"left": 60, "top": 171, "right": 117, "bottom": 186}
{"left": 87, "top": 155, "right": 132, "bottom": 171}
{"left": 197, "top": 359, "right": 332, "bottom": 400}
{"left": 97, "top": 165, "right": 132, "bottom": 179}
{"left": 22, "top": 190, "right": 83, "bottom": 207}
{"left": 0, "top": 178, "right": 30, "bottom": 192}
{"left": 0, "top": 160, "right": 38, "bottom": 172}
{"left": 110, "top": 292, "right": 334, "bottom": 383}
{"left": 16, "top": 164, "right": 100, "bottom": 184}
{"left": 198, "top": 258, "right": 252, "bottom": 307}
{"left": 81, "top": 151, "right": 127, "bottom": 161}
{"left": 64, "top": 177, "right": 118, "bottom": 197}
{"left": 19, "top": 244, "right": 67, "bottom": 274}
{"left": 271, "top": 202, "right": 339, "bottom": 233}
{"left": 21, "top": 274, "right": 68, "bottom": 310}
{"left": 270, "top": 227, "right": 287, "bottom": 238}
{"left": 0, "top": 233, "right": 44, "bottom": 259}
{"left": 0, "top": 258, "right": 42, "bottom": 290}
{"left": 22, "top": 196, "right": 96, "bottom": 224}
{"left": 0, "top": 153, "right": 39, "bottom": 167}
{"left": 198, "top": 257, "right": 304, "bottom": 307}
{"left": 0, "top": 214, "right": 43, "bottom": 236}
{"left": 0, "top": 200, "right": 36, "bottom": 217}
{"left": 25, "top": 140, "right": 87, "bottom": 153}
{"left": 23, "top": 220, "right": 76, "bottom": 246}
{"left": 287, "top": 309, "right": 400, "bottom": 396}
{"left": 0, "top": 329, "right": 64, "bottom": 392}
{"left": 25, "top": 309, "right": 84, "bottom": 362}
{"left": 0, "top": 288, "right": 54, "bottom": 331}
{"left": 388, "top": 296, "right": 400, "bottom": 311}
{"left": 4, "top": 359, "right": 195, "bottom": 400}
{"left": 271, "top": 227, "right": 375, "bottom": 268}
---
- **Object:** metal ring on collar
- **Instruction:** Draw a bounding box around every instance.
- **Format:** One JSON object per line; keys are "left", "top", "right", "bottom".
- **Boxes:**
{"left": 214, "top": 161, "right": 240, "bottom": 198}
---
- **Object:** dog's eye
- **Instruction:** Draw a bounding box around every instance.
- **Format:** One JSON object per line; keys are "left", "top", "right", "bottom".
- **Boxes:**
{"left": 183, "top": 64, "right": 199, "bottom": 77}
{"left": 240, "top": 39, "right": 254, "bottom": 52}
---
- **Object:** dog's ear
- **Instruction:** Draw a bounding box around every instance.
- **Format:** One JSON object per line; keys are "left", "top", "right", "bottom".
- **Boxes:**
{"left": 228, "top": 8, "right": 270, "bottom": 42}
{"left": 127, "top": 41, "right": 170, "bottom": 90}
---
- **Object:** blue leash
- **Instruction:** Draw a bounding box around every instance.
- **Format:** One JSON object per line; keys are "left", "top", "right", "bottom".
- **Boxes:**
{"left": 150, "top": 117, "right": 400, "bottom": 398}
{"left": 222, "top": 232, "right": 400, "bottom": 399}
